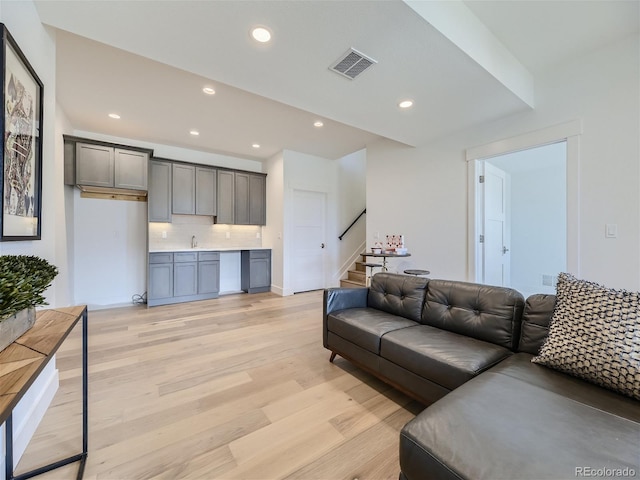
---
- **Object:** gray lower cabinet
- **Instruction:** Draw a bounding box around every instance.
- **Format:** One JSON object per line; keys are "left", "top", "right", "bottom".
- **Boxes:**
{"left": 148, "top": 253, "right": 174, "bottom": 301}
{"left": 148, "top": 160, "right": 172, "bottom": 222}
{"left": 174, "top": 253, "right": 198, "bottom": 297}
{"left": 198, "top": 252, "right": 220, "bottom": 296}
{"left": 148, "top": 250, "right": 220, "bottom": 306}
{"left": 241, "top": 249, "right": 271, "bottom": 293}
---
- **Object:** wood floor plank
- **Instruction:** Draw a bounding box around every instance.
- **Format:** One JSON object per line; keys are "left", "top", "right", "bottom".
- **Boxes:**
{"left": 15, "top": 291, "right": 421, "bottom": 479}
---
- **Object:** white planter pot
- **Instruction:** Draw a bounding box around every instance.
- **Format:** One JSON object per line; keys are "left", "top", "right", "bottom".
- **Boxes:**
{"left": 0, "top": 307, "right": 36, "bottom": 352}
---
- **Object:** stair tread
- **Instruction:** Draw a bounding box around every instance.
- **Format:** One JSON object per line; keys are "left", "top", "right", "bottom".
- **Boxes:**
{"left": 340, "top": 279, "right": 367, "bottom": 288}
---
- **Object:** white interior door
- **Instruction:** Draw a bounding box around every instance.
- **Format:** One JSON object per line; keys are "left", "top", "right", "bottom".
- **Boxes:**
{"left": 292, "top": 189, "right": 327, "bottom": 293}
{"left": 483, "top": 163, "right": 510, "bottom": 287}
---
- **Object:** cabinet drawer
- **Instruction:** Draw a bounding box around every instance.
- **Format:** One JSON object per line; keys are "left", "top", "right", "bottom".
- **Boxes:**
{"left": 198, "top": 251, "right": 220, "bottom": 261}
{"left": 149, "top": 252, "right": 173, "bottom": 264}
{"left": 250, "top": 249, "right": 271, "bottom": 259}
{"left": 175, "top": 252, "right": 198, "bottom": 263}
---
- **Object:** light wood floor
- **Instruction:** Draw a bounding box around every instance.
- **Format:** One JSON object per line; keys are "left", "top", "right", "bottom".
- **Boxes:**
{"left": 15, "top": 291, "right": 423, "bottom": 480}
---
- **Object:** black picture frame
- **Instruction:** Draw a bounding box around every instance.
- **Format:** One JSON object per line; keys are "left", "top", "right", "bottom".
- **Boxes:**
{"left": 0, "top": 23, "right": 43, "bottom": 241}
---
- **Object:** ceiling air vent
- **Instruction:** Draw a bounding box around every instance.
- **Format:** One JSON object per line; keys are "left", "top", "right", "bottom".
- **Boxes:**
{"left": 330, "top": 48, "right": 377, "bottom": 80}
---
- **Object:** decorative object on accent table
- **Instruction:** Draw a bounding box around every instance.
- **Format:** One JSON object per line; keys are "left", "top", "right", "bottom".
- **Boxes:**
{"left": 384, "top": 234, "right": 407, "bottom": 254}
{"left": 0, "top": 23, "right": 44, "bottom": 241}
{"left": 0, "top": 255, "right": 58, "bottom": 351}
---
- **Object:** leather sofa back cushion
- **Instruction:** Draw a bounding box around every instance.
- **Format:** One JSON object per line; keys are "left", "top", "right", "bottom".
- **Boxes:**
{"left": 368, "top": 273, "right": 429, "bottom": 322}
{"left": 422, "top": 280, "right": 524, "bottom": 350}
{"left": 518, "top": 294, "right": 556, "bottom": 354}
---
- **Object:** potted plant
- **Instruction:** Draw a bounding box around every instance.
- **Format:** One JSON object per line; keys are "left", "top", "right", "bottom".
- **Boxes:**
{"left": 0, "top": 255, "right": 58, "bottom": 351}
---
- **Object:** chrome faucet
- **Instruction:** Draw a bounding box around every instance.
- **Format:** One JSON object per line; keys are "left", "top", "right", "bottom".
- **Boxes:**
{"left": 191, "top": 235, "right": 198, "bottom": 248}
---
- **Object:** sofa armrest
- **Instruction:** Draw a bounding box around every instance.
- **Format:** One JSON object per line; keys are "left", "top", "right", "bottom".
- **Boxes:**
{"left": 323, "top": 287, "right": 368, "bottom": 347}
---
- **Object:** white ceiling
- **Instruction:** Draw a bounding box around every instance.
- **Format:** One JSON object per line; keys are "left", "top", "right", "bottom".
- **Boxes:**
{"left": 35, "top": 0, "right": 639, "bottom": 162}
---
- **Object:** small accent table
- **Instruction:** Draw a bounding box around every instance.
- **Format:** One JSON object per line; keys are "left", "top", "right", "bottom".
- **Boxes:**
{"left": 361, "top": 252, "right": 411, "bottom": 272}
{"left": 0, "top": 306, "right": 88, "bottom": 480}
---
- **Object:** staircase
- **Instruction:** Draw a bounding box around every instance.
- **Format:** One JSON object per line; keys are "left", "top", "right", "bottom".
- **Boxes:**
{"left": 340, "top": 254, "right": 380, "bottom": 288}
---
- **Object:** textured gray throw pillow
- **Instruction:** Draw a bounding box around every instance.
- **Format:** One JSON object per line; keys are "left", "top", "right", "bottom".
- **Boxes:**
{"left": 532, "top": 273, "right": 640, "bottom": 400}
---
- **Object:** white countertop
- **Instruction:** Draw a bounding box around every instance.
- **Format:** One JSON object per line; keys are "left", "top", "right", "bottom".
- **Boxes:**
{"left": 149, "top": 247, "right": 270, "bottom": 253}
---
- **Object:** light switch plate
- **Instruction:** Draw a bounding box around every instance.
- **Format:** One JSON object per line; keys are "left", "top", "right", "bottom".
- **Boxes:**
{"left": 605, "top": 224, "right": 618, "bottom": 238}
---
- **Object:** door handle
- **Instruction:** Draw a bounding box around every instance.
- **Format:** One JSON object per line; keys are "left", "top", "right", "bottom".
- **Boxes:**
{"left": 321, "top": 243, "right": 325, "bottom": 249}
{"left": 502, "top": 246, "right": 509, "bottom": 254}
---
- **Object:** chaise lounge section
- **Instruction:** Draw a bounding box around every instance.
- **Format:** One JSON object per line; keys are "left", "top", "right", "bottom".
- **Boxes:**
{"left": 323, "top": 273, "right": 640, "bottom": 479}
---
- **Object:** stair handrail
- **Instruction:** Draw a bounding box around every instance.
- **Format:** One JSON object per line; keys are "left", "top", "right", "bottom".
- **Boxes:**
{"left": 338, "top": 208, "right": 366, "bottom": 240}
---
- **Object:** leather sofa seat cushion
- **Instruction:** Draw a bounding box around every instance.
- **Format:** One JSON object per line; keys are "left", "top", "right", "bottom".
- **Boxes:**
{"left": 327, "top": 308, "right": 418, "bottom": 354}
{"left": 368, "top": 273, "right": 428, "bottom": 322}
{"left": 380, "top": 325, "right": 512, "bottom": 391}
{"left": 400, "top": 353, "right": 640, "bottom": 480}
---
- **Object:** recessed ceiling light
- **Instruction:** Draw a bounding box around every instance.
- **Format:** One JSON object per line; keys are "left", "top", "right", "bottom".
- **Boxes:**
{"left": 313, "top": 121, "right": 324, "bottom": 128}
{"left": 108, "top": 113, "right": 121, "bottom": 119}
{"left": 399, "top": 100, "right": 414, "bottom": 109}
{"left": 252, "top": 144, "right": 261, "bottom": 149}
{"left": 190, "top": 130, "right": 200, "bottom": 136}
{"left": 202, "top": 87, "right": 215, "bottom": 95}
{"left": 251, "top": 26, "right": 272, "bottom": 43}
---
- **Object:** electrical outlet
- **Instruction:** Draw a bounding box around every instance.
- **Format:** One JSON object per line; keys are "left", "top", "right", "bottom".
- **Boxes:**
{"left": 226, "top": 231, "right": 230, "bottom": 239}
{"left": 161, "top": 231, "right": 167, "bottom": 239}
{"left": 256, "top": 232, "right": 261, "bottom": 239}
{"left": 542, "top": 274, "right": 553, "bottom": 286}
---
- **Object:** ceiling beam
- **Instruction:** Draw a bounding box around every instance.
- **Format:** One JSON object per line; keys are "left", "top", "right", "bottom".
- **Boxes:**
{"left": 403, "top": 0, "right": 535, "bottom": 108}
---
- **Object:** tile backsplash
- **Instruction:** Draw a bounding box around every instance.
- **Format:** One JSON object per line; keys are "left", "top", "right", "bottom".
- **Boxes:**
{"left": 149, "top": 215, "right": 262, "bottom": 250}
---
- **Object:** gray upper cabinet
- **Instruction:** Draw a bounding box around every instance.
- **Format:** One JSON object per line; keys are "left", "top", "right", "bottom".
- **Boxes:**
{"left": 172, "top": 164, "right": 196, "bottom": 214}
{"left": 115, "top": 148, "right": 148, "bottom": 190}
{"left": 148, "top": 160, "right": 172, "bottom": 222}
{"left": 195, "top": 167, "right": 217, "bottom": 216}
{"left": 76, "top": 143, "right": 114, "bottom": 188}
{"left": 217, "top": 170, "right": 235, "bottom": 224}
{"left": 249, "top": 174, "right": 266, "bottom": 225}
{"left": 234, "top": 172, "right": 250, "bottom": 225}
{"left": 234, "top": 172, "right": 266, "bottom": 226}
{"left": 75, "top": 142, "right": 149, "bottom": 190}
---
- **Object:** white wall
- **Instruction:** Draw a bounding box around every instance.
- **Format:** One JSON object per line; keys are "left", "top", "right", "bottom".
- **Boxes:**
{"left": 0, "top": 1, "right": 67, "bottom": 306}
{"left": 367, "top": 34, "right": 640, "bottom": 291}
{"left": 0, "top": 3, "right": 64, "bottom": 473}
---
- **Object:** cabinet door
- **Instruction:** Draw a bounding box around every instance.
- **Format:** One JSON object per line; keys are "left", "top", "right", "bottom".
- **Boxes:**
{"left": 234, "top": 172, "right": 250, "bottom": 225}
{"left": 195, "top": 167, "right": 217, "bottom": 216}
{"left": 172, "top": 164, "right": 196, "bottom": 214}
{"left": 217, "top": 170, "right": 235, "bottom": 224}
{"left": 148, "top": 160, "right": 172, "bottom": 222}
{"left": 249, "top": 258, "right": 270, "bottom": 288}
{"left": 198, "top": 261, "right": 220, "bottom": 294}
{"left": 174, "top": 262, "right": 198, "bottom": 296}
{"left": 76, "top": 143, "right": 114, "bottom": 187}
{"left": 249, "top": 174, "right": 266, "bottom": 225}
{"left": 115, "top": 149, "right": 148, "bottom": 190}
{"left": 148, "top": 263, "right": 173, "bottom": 300}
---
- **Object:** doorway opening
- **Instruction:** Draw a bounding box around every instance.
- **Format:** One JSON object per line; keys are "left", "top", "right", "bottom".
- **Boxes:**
{"left": 480, "top": 142, "right": 567, "bottom": 297}
{"left": 466, "top": 119, "right": 582, "bottom": 298}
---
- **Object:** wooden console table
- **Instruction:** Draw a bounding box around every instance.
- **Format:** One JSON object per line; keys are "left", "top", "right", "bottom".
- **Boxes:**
{"left": 0, "top": 306, "right": 88, "bottom": 480}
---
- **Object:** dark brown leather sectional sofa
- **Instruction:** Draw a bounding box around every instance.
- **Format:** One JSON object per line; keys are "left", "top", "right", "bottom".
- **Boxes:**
{"left": 323, "top": 273, "right": 640, "bottom": 480}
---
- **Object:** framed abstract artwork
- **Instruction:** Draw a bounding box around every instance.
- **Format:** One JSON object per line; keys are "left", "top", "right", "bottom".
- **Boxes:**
{"left": 0, "top": 23, "right": 43, "bottom": 241}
